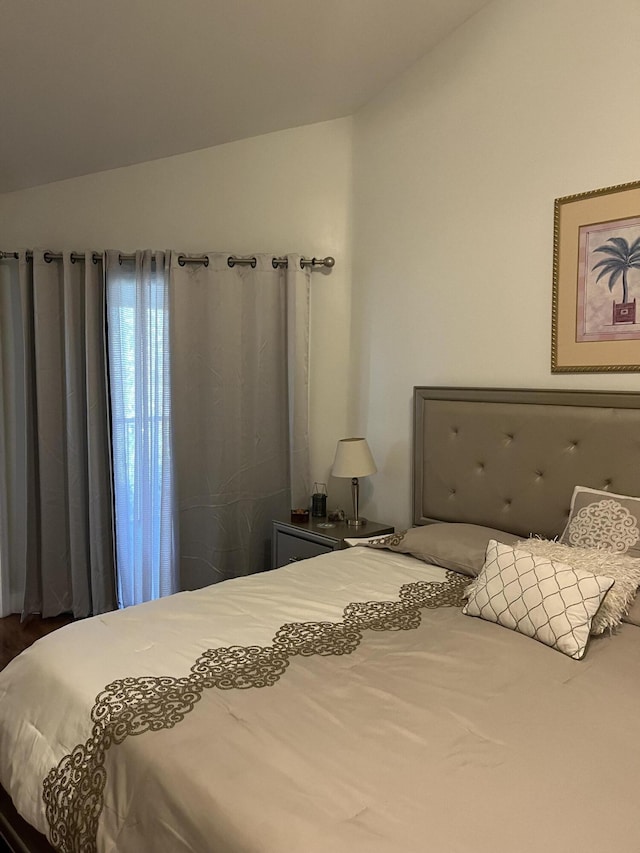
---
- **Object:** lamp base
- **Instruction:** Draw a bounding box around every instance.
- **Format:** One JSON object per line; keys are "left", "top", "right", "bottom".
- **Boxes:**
{"left": 346, "top": 517, "right": 367, "bottom": 527}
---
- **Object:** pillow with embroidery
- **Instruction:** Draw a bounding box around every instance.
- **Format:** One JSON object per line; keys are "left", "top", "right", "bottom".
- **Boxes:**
{"left": 463, "top": 540, "right": 614, "bottom": 659}
{"left": 560, "top": 486, "right": 640, "bottom": 558}
{"left": 515, "top": 537, "right": 640, "bottom": 634}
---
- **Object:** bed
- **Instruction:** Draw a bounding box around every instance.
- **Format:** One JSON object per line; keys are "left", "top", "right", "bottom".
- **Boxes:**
{"left": 2, "top": 386, "right": 640, "bottom": 853}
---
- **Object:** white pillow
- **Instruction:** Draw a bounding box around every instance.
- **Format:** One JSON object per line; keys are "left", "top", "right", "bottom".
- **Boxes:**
{"left": 560, "top": 486, "right": 640, "bottom": 557}
{"left": 463, "top": 540, "right": 614, "bottom": 660}
{"left": 514, "top": 537, "right": 640, "bottom": 634}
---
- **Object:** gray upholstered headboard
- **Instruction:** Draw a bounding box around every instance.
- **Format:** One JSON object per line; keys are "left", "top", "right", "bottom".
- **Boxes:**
{"left": 413, "top": 387, "right": 640, "bottom": 540}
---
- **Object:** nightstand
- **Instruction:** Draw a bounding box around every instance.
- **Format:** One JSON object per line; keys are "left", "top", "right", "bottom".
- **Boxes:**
{"left": 271, "top": 517, "right": 394, "bottom": 569}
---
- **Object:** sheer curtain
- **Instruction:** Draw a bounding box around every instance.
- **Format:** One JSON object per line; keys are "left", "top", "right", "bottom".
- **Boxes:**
{"left": 0, "top": 251, "right": 117, "bottom": 617}
{"left": 170, "top": 253, "right": 310, "bottom": 589}
{"left": 106, "top": 250, "right": 178, "bottom": 607}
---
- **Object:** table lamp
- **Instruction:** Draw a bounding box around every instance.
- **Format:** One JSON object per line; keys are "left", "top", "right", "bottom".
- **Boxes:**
{"left": 331, "top": 438, "right": 377, "bottom": 526}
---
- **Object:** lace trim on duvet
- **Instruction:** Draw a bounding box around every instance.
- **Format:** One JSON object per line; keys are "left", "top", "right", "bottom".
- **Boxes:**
{"left": 42, "top": 572, "right": 467, "bottom": 852}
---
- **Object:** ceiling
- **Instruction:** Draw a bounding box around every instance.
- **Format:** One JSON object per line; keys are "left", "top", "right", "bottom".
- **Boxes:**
{"left": 0, "top": 0, "right": 490, "bottom": 194}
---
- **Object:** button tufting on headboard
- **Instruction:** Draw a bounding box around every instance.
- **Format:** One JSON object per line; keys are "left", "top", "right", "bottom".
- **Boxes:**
{"left": 413, "top": 386, "right": 640, "bottom": 539}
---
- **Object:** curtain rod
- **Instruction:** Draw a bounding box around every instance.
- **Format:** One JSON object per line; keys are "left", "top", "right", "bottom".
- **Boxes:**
{"left": 0, "top": 251, "right": 335, "bottom": 270}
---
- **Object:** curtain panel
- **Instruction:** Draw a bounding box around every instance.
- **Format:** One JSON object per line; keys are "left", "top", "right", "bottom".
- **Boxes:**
{"left": 170, "top": 253, "right": 310, "bottom": 589}
{"left": 0, "top": 251, "right": 117, "bottom": 618}
{"left": 106, "top": 250, "right": 178, "bottom": 607}
{"left": 0, "top": 247, "right": 311, "bottom": 613}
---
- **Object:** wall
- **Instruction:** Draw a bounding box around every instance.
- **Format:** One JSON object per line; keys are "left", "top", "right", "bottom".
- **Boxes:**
{"left": 0, "top": 118, "right": 353, "bottom": 500}
{"left": 5, "top": 0, "right": 640, "bottom": 535}
{"left": 351, "top": 0, "right": 640, "bottom": 530}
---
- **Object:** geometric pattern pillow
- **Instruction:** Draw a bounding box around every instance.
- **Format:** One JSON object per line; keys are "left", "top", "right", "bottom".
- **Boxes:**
{"left": 514, "top": 537, "right": 640, "bottom": 635}
{"left": 463, "top": 540, "right": 615, "bottom": 659}
{"left": 560, "top": 486, "right": 640, "bottom": 558}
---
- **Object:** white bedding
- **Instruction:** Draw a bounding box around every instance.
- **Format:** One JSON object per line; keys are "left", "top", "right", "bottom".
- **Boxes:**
{"left": 0, "top": 546, "right": 443, "bottom": 844}
{"left": 1, "top": 545, "right": 640, "bottom": 853}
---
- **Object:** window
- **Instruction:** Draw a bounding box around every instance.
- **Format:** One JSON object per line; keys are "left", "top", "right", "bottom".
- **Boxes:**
{"left": 106, "top": 254, "right": 177, "bottom": 607}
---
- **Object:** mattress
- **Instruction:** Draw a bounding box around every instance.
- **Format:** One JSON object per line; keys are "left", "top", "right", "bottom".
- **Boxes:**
{"left": 1, "top": 545, "right": 639, "bottom": 852}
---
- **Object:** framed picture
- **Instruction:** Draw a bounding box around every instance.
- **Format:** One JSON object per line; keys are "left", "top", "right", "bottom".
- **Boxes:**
{"left": 552, "top": 179, "right": 640, "bottom": 372}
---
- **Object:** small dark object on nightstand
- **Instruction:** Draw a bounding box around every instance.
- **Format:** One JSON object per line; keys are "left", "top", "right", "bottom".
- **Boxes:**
{"left": 290, "top": 508, "right": 309, "bottom": 522}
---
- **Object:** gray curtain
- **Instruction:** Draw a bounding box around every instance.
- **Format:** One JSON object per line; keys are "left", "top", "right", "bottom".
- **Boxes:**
{"left": 0, "top": 251, "right": 117, "bottom": 618}
{"left": 170, "top": 253, "right": 310, "bottom": 589}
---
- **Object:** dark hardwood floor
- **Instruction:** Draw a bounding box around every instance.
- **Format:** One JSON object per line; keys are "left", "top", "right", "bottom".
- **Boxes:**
{"left": 0, "top": 614, "right": 74, "bottom": 672}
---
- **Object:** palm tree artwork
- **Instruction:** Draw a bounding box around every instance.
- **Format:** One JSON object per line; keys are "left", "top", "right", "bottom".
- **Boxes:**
{"left": 592, "top": 235, "right": 640, "bottom": 325}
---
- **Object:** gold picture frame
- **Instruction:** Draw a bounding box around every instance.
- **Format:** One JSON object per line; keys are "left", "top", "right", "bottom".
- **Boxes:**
{"left": 552, "top": 179, "right": 640, "bottom": 373}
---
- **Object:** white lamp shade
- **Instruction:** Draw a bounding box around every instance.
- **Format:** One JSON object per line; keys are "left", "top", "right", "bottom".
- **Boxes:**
{"left": 332, "top": 438, "right": 377, "bottom": 478}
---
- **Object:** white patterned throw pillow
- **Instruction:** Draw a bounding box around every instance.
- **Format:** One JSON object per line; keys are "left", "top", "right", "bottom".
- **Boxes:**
{"left": 560, "top": 486, "right": 640, "bottom": 557}
{"left": 463, "top": 540, "right": 614, "bottom": 660}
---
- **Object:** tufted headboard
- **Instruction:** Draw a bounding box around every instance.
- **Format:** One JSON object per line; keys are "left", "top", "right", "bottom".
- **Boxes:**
{"left": 413, "top": 387, "right": 640, "bottom": 540}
